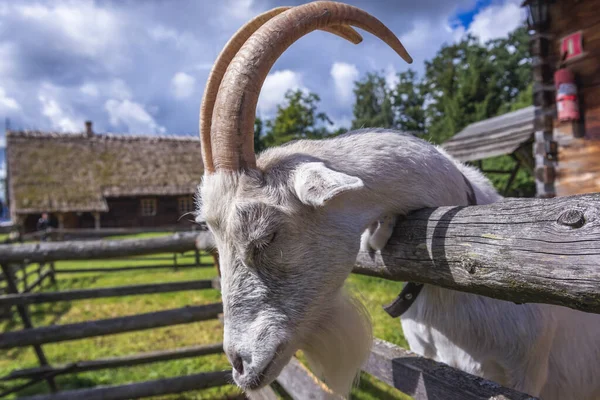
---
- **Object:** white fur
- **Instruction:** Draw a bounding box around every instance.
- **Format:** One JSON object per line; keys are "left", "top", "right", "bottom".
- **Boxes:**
{"left": 199, "top": 129, "right": 600, "bottom": 399}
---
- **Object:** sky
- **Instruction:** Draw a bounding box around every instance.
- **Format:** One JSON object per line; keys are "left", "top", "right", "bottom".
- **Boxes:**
{"left": 0, "top": 0, "right": 527, "bottom": 141}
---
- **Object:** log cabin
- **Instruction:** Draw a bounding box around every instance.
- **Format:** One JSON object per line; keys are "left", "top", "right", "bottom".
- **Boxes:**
{"left": 444, "top": 0, "right": 600, "bottom": 198}
{"left": 5, "top": 122, "right": 203, "bottom": 233}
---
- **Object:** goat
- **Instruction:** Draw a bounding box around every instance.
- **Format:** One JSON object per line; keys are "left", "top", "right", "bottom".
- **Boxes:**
{"left": 196, "top": 2, "right": 600, "bottom": 399}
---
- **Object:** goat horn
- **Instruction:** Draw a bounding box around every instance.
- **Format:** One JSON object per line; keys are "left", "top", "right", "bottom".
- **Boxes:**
{"left": 199, "top": 6, "right": 363, "bottom": 174}
{"left": 210, "top": 1, "right": 412, "bottom": 172}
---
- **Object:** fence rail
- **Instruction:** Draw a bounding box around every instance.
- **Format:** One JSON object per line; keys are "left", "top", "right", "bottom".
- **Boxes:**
{"left": 0, "top": 303, "right": 223, "bottom": 349}
{"left": 0, "top": 279, "right": 215, "bottom": 307}
{"left": 0, "top": 232, "right": 203, "bottom": 263}
{"left": 352, "top": 194, "right": 600, "bottom": 314}
{"left": 16, "top": 370, "right": 232, "bottom": 400}
{"left": 365, "top": 339, "right": 536, "bottom": 400}
{"left": 2, "top": 343, "right": 224, "bottom": 381}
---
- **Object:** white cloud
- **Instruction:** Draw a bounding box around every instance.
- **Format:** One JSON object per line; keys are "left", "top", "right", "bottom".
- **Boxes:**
{"left": 148, "top": 25, "right": 199, "bottom": 51}
{"left": 219, "top": 0, "right": 256, "bottom": 23}
{"left": 0, "top": 87, "right": 20, "bottom": 111}
{"left": 171, "top": 72, "right": 196, "bottom": 99}
{"left": 257, "top": 70, "right": 306, "bottom": 115}
{"left": 330, "top": 62, "right": 359, "bottom": 106}
{"left": 80, "top": 83, "right": 99, "bottom": 97}
{"left": 105, "top": 99, "right": 166, "bottom": 134}
{"left": 39, "top": 95, "right": 80, "bottom": 132}
{"left": 108, "top": 79, "right": 132, "bottom": 101}
{"left": 468, "top": 0, "right": 526, "bottom": 43}
{"left": 16, "top": 1, "right": 123, "bottom": 60}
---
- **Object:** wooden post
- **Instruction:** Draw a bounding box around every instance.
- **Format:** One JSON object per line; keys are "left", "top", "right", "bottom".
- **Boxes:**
{"left": 20, "top": 263, "right": 28, "bottom": 292}
{"left": 49, "top": 262, "right": 57, "bottom": 285}
{"left": 1, "top": 264, "right": 57, "bottom": 392}
{"left": 93, "top": 212, "right": 101, "bottom": 230}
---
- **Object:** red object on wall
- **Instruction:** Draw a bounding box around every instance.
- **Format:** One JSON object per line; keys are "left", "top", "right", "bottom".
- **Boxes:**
{"left": 554, "top": 68, "right": 580, "bottom": 122}
{"left": 561, "top": 31, "right": 584, "bottom": 61}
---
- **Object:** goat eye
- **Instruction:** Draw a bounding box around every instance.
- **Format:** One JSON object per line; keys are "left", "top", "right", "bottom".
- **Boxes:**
{"left": 252, "top": 232, "right": 276, "bottom": 261}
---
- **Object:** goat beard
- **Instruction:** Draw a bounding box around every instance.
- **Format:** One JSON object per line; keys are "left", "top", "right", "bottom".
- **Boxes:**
{"left": 300, "top": 290, "right": 373, "bottom": 398}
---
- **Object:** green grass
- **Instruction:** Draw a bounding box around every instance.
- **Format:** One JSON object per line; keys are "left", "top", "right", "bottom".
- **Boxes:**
{"left": 0, "top": 235, "right": 412, "bottom": 399}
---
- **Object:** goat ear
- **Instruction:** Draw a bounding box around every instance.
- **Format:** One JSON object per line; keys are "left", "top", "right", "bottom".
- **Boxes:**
{"left": 292, "top": 162, "right": 364, "bottom": 207}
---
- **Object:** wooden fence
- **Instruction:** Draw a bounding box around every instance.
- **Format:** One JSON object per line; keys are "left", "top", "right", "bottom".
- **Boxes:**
{"left": 1, "top": 193, "right": 598, "bottom": 399}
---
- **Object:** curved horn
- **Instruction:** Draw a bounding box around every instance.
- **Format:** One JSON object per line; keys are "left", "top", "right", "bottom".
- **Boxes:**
{"left": 200, "top": 6, "right": 363, "bottom": 174}
{"left": 210, "top": 1, "right": 412, "bottom": 171}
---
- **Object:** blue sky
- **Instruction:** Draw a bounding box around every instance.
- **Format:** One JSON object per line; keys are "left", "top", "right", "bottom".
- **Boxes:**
{"left": 0, "top": 0, "right": 526, "bottom": 140}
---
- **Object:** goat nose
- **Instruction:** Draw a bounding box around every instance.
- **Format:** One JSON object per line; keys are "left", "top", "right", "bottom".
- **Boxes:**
{"left": 232, "top": 353, "right": 244, "bottom": 375}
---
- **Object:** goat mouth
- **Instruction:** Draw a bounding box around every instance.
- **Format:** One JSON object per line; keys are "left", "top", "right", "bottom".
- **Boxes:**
{"left": 245, "top": 342, "right": 290, "bottom": 390}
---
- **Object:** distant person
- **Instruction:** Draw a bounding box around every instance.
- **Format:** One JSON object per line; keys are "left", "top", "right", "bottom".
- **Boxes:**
{"left": 37, "top": 212, "right": 50, "bottom": 241}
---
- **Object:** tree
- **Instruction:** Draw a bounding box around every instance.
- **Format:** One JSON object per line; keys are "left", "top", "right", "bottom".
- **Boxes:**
{"left": 351, "top": 73, "right": 394, "bottom": 129}
{"left": 391, "top": 69, "right": 426, "bottom": 134}
{"left": 254, "top": 117, "right": 266, "bottom": 153}
{"left": 263, "top": 89, "right": 333, "bottom": 147}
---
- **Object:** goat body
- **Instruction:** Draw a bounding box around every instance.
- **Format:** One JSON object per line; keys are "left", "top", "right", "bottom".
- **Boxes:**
{"left": 200, "top": 129, "right": 600, "bottom": 399}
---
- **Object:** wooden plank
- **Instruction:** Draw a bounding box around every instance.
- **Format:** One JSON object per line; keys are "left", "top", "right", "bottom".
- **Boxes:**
{"left": 54, "top": 262, "right": 208, "bottom": 274}
{"left": 0, "top": 279, "right": 214, "bottom": 307}
{"left": 0, "top": 302, "right": 223, "bottom": 349}
{"left": 16, "top": 370, "right": 232, "bottom": 400}
{"left": 0, "top": 232, "right": 205, "bottom": 264}
{"left": 364, "top": 339, "right": 537, "bottom": 400}
{"left": 275, "top": 357, "right": 336, "bottom": 400}
{"left": 352, "top": 193, "right": 600, "bottom": 314}
{"left": 2, "top": 343, "right": 224, "bottom": 381}
{"left": 0, "top": 264, "right": 57, "bottom": 392}
{"left": 246, "top": 385, "right": 280, "bottom": 400}
{"left": 548, "top": 0, "right": 600, "bottom": 40}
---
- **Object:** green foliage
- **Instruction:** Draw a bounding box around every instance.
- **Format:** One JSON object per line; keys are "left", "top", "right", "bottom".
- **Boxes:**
{"left": 391, "top": 70, "right": 426, "bottom": 134}
{"left": 351, "top": 73, "right": 395, "bottom": 130}
{"left": 254, "top": 117, "right": 266, "bottom": 153}
{"left": 262, "top": 90, "right": 334, "bottom": 148}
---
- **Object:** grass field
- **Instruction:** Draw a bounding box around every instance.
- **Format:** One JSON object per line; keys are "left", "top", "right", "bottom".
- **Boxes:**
{"left": 0, "top": 233, "right": 411, "bottom": 399}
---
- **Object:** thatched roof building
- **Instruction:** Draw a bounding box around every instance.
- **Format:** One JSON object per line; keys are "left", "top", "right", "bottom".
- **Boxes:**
{"left": 6, "top": 125, "right": 203, "bottom": 231}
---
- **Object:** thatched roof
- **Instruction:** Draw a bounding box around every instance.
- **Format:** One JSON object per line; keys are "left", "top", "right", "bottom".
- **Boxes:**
{"left": 6, "top": 130, "right": 203, "bottom": 215}
{"left": 442, "top": 106, "right": 535, "bottom": 162}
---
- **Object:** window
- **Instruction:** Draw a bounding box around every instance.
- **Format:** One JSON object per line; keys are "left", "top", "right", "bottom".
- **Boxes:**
{"left": 140, "top": 198, "right": 157, "bottom": 216}
{"left": 178, "top": 196, "right": 194, "bottom": 214}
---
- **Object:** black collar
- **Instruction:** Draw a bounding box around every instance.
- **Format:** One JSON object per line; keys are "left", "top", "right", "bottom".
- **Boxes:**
{"left": 382, "top": 173, "right": 477, "bottom": 318}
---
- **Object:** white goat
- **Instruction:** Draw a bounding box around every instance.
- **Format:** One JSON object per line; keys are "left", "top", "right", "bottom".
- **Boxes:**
{"left": 196, "top": 2, "right": 600, "bottom": 399}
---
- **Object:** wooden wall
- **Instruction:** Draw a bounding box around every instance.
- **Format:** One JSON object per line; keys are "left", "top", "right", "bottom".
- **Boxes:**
{"left": 548, "top": 0, "right": 600, "bottom": 196}
{"left": 103, "top": 196, "right": 192, "bottom": 228}
{"left": 19, "top": 196, "right": 194, "bottom": 232}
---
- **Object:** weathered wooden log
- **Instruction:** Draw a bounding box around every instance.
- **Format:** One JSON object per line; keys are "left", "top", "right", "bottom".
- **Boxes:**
{"left": 353, "top": 194, "right": 600, "bottom": 314}
{"left": 364, "top": 339, "right": 537, "bottom": 400}
{"left": 0, "top": 232, "right": 202, "bottom": 263}
{"left": 246, "top": 385, "right": 280, "bottom": 400}
{"left": 275, "top": 357, "right": 335, "bottom": 399}
{"left": 0, "top": 303, "right": 222, "bottom": 349}
{"left": 54, "top": 263, "right": 211, "bottom": 274}
{"left": 16, "top": 370, "right": 232, "bottom": 400}
{"left": 2, "top": 343, "right": 224, "bottom": 381}
{"left": 0, "top": 280, "right": 214, "bottom": 307}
